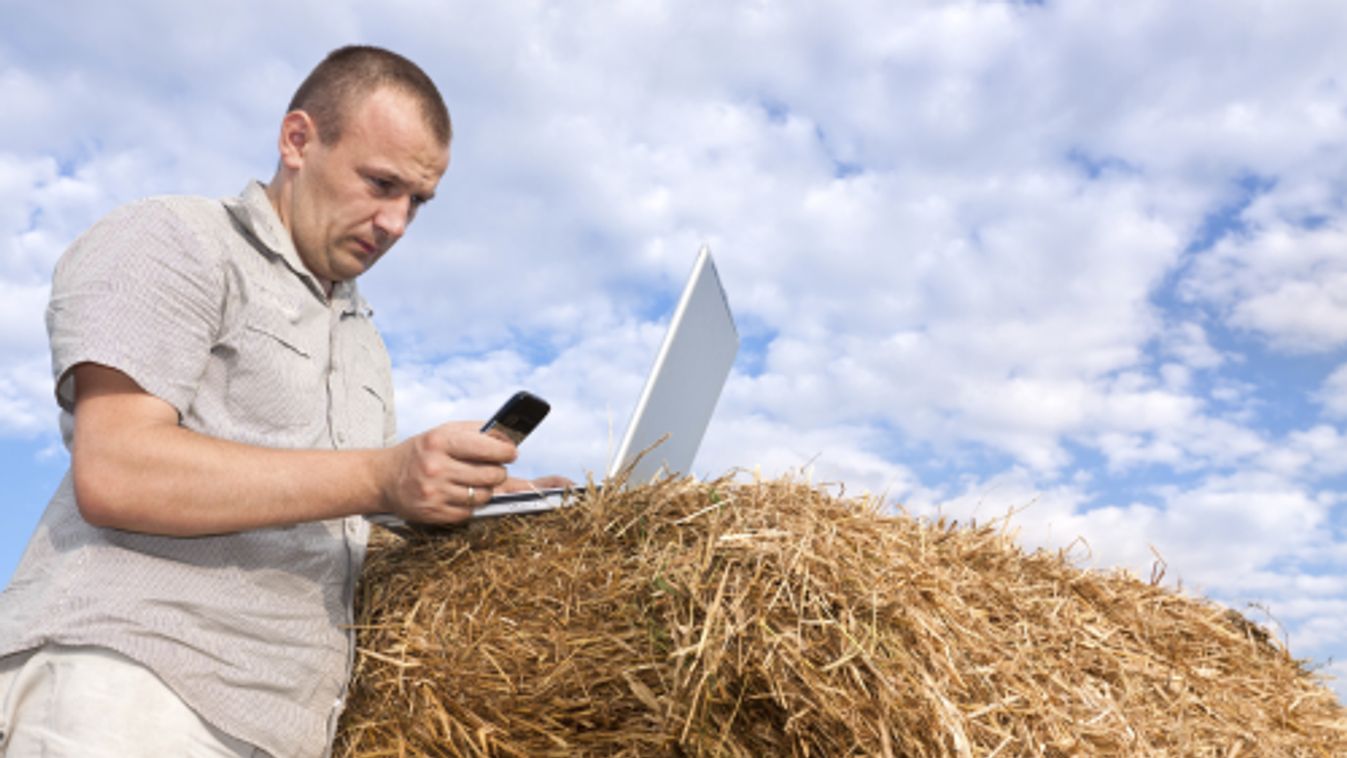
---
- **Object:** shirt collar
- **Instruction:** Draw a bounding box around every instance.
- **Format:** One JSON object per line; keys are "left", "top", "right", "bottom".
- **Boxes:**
{"left": 224, "top": 181, "right": 370, "bottom": 315}
{"left": 224, "top": 181, "right": 310, "bottom": 279}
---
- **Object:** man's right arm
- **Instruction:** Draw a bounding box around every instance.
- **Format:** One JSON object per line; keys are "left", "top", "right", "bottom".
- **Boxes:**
{"left": 70, "top": 362, "right": 515, "bottom": 537}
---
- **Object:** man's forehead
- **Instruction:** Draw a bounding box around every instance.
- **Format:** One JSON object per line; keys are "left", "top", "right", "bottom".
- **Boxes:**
{"left": 348, "top": 90, "right": 450, "bottom": 181}
{"left": 352, "top": 87, "right": 444, "bottom": 140}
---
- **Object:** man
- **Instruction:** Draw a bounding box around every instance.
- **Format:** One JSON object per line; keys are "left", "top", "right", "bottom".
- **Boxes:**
{"left": 0, "top": 46, "right": 562, "bottom": 757}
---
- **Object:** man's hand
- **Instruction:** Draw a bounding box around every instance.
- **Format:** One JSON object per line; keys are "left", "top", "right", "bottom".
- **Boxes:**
{"left": 377, "top": 422, "right": 519, "bottom": 525}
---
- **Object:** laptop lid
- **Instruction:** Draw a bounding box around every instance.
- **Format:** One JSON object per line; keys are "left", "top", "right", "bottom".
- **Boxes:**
{"left": 606, "top": 245, "right": 739, "bottom": 484}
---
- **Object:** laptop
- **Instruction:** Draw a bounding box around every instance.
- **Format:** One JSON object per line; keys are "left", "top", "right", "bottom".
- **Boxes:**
{"left": 374, "top": 245, "right": 739, "bottom": 528}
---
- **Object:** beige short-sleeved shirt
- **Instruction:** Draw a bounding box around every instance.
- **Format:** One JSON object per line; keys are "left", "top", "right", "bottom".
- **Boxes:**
{"left": 0, "top": 181, "right": 397, "bottom": 758}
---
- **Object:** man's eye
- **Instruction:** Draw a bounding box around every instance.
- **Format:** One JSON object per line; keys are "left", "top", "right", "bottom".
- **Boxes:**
{"left": 367, "top": 176, "right": 394, "bottom": 193}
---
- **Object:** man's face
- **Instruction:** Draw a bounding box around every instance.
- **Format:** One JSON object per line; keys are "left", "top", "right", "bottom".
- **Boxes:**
{"left": 284, "top": 87, "right": 450, "bottom": 289}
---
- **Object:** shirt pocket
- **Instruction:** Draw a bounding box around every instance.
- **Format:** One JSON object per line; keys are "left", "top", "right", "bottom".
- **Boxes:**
{"left": 245, "top": 313, "right": 313, "bottom": 358}
{"left": 341, "top": 339, "right": 394, "bottom": 448}
{"left": 227, "top": 309, "right": 327, "bottom": 442}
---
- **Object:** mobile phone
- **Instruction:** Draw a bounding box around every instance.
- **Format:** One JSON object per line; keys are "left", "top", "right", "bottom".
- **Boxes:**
{"left": 480, "top": 391, "right": 551, "bottom": 445}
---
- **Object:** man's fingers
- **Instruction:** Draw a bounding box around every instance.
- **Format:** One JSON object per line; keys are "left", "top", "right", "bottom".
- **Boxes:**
{"left": 532, "top": 474, "right": 574, "bottom": 489}
{"left": 460, "top": 483, "right": 493, "bottom": 506}
{"left": 439, "top": 458, "right": 509, "bottom": 489}
{"left": 427, "top": 421, "right": 518, "bottom": 464}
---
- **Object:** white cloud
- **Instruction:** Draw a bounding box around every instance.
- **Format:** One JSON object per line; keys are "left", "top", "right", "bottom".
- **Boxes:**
{"left": 1158, "top": 321, "right": 1226, "bottom": 370}
{"left": 0, "top": 281, "right": 48, "bottom": 354}
{"left": 0, "top": 356, "right": 54, "bottom": 437}
{"left": 1184, "top": 223, "right": 1347, "bottom": 353}
{"left": 1278, "top": 425, "right": 1347, "bottom": 479}
{"left": 1319, "top": 364, "right": 1347, "bottom": 419}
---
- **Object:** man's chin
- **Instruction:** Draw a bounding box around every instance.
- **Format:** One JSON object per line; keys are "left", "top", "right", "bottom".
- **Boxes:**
{"left": 336, "top": 252, "right": 381, "bottom": 280}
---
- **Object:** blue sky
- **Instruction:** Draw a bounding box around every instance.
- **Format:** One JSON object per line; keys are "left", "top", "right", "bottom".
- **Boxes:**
{"left": 2, "top": 1, "right": 1345, "bottom": 701}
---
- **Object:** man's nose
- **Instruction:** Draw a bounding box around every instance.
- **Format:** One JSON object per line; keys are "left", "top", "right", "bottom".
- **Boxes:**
{"left": 374, "top": 197, "right": 411, "bottom": 240}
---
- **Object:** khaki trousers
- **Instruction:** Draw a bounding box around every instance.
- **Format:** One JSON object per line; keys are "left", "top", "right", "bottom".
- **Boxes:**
{"left": 0, "top": 644, "right": 263, "bottom": 757}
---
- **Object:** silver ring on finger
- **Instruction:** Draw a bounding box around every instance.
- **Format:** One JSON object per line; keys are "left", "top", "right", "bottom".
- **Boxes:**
{"left": 465, "top": 485, "right": 476, "bottom": 503}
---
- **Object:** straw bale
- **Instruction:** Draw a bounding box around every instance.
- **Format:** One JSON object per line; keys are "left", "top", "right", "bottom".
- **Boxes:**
{"left": 335, "top": 477, "right": 1347, "bottom": 757}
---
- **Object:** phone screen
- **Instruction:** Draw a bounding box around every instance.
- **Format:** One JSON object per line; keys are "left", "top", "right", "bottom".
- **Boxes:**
{"left": 481, "top": 391, "right": 551, "bottom": 445}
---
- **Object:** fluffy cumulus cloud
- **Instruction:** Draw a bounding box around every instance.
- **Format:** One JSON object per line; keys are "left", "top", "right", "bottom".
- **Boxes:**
{"left": 1185, "top": 219, "right": 1347, "bottom": 354}
{"left": 1, "top": 0, "right": 1345, "bottom": 699}
{"left": 1323, "top": 365, "right": 1347, "bottom": 419}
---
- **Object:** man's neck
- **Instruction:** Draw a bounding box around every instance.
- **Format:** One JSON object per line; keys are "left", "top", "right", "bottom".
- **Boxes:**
{"left": 264, "top": 173, "right": 335, "bottom": 299}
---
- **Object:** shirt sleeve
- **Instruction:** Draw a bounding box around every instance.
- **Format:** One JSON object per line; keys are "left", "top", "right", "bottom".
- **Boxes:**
{"left": 47, "top": 198, "right": 225, "bottom": 418}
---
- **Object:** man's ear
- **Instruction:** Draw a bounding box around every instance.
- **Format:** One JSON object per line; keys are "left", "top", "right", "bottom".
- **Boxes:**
{"left": 277, "top": 111, "right": 317, "bottom": 170}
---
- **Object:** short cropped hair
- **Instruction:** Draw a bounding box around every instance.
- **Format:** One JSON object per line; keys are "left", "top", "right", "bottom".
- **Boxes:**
{"left": 287, "top": 45, "right": 451, "bottom": 146}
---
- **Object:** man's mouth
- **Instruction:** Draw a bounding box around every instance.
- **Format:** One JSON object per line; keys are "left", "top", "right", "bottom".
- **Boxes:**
{"left": 351, "top": 237, "right": 378, "bottom": 257}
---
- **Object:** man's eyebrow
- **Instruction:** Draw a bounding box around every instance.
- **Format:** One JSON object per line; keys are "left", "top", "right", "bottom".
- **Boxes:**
{"left": 363, "top": 166, "right": 435, "bottom": 202}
